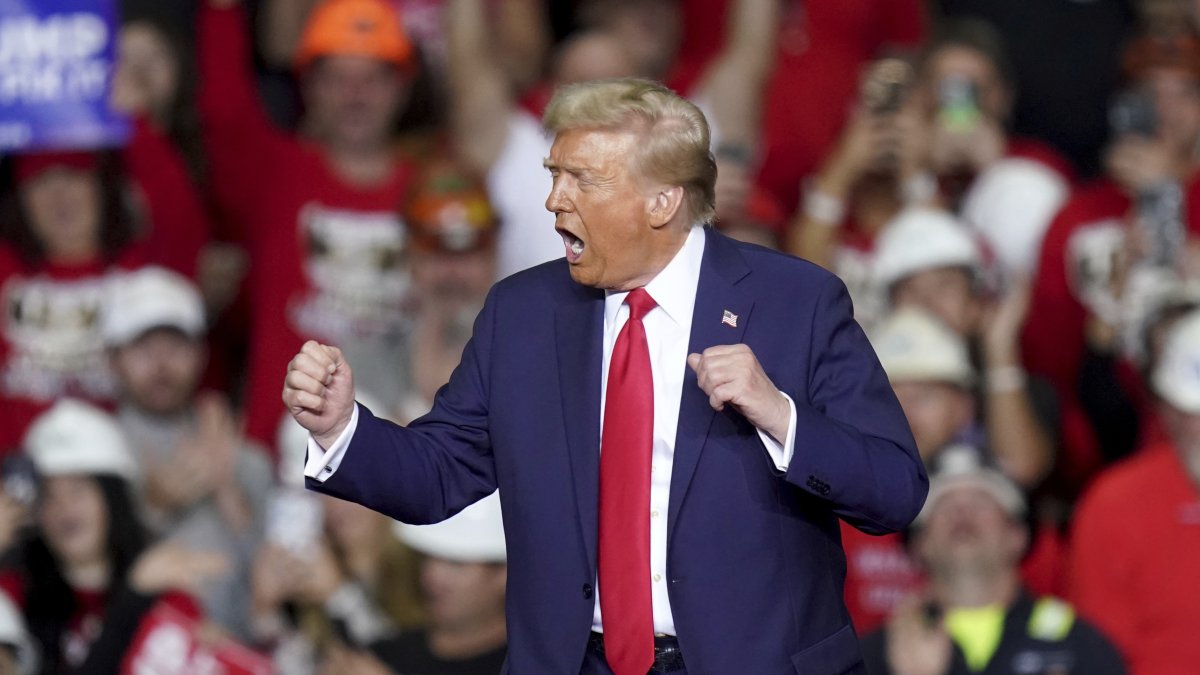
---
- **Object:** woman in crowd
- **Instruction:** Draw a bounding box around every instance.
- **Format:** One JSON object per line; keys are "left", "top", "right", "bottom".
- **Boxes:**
{"left": 0, "top": 151, "right": 145, "bottom": 449}
{"left": 0, "top": 400, "right": 224, "bottom": 674}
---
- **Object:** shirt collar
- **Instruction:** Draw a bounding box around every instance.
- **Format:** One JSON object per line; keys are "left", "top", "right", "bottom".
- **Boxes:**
{"left": 604, "top": 226, "right": 706, "bottom": 330}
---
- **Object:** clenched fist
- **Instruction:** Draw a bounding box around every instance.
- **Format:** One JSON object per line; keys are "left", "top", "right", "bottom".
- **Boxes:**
{"left": 282, "top": 341, "right": 357, "bottom": 448}
{"left": 687, "top": 344, "right": 791, "bottom": 443}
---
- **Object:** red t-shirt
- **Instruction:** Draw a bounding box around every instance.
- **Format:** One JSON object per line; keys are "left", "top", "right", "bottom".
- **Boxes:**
{"left": 1068, "top": 444, "right": 1200, "bottom": 675}
{"left": 1022, "top": 177, "right": 1200, "bottom": 489}
{"left": 0, "top": 245, "right": 146, "bottom": 450}
{"left": 840, "top": 523, "right": 923, "bottom": 634}
{"left": 200, "top": 4, "right": 416, "bottom": 450}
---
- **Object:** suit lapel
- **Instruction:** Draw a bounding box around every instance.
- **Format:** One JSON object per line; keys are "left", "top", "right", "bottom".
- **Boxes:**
{"left": 668, "top": 231, "right": 753, "bottom": 545}
{"left": 555, "top": 286, "right": 605, "bottom": 571}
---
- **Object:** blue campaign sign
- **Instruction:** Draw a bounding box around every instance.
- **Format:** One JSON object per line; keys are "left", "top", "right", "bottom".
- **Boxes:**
{"left": 0, "top": 0, "right": 130, "bottom": 151}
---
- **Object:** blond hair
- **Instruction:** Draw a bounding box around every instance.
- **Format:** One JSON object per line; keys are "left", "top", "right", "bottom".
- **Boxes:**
{"left": 543, "top": 78, "right": 717, "bottom": 224}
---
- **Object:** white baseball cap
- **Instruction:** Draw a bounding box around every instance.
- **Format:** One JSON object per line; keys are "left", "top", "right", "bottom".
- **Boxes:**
{"left": 915, "top": 446, "right": 1026, "bottom": 526}
{"left": 873, "top": 207, "right": 983, "bottom": 291}
{"left": 1154, "top": 309, "right": 1200, "bottom": 414}
{"left": 871, "top": 309, "right": 975, "bottom": 387}
{"left": 0, "top": 592, "right": 36, "bottom": 675}
{"left": 397, "top": 491, "right": 506, "bottom": 563}
{"left": 23, "top": 399, "right": 139, "bottom": 482}
{"left": 961, "top": 158, "right": 1067, "bottom": 276}
{"left": 102, "top": 267, "right": 206, "bottom": 346}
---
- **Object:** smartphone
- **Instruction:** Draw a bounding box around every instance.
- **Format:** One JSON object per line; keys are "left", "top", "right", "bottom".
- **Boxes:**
{"left": 1, "top": 455, "right": 38, "bottom": 507}
{"left": 1109, "top": 89, "right": 1158, "bottom": 138}
{"left": 937, "top": 74, "right": 981, "bottom": 133}
{"left": 860, "top": 58, "right": 912, "bottom": 115}
{"left": 265, "top": 487, "right": 324, "bottom": 559}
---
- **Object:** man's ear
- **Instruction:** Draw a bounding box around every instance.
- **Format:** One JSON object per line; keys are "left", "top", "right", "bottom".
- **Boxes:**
{"left": 647, "top": 185, "right": 685, "bottom": 229}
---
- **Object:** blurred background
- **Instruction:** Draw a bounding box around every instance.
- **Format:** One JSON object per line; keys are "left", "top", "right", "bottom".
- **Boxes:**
{"left": 0, "top": 0, "right": 1198, "bottom": 673}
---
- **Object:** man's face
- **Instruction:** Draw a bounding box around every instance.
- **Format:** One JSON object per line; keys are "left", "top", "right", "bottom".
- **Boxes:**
{"left": 891, "top": 267, "right": 979, "bottom": 337}
{"left": 420, "top": 557, "right": 507, "bottom": 631}
{"left": 1142, "top": 68, "right": 1200, "bottom": 152}
{"left": 111, "top": 328, "right": 205, "bottom": 416}
{"left": 304, "top": 56, "right": 407, "bottom": 151}
{"left": 892, "top": 380, "right": 975, "bottom": 460}
{"left": 921, "top": 45, "right": 1008, "bottom": 122}
{"left": 412, "top": 248, "right": 495, "bottom": 308}
{"left": 551, "top": 32, "right": 640, "bottom": 85}
{"left": 915, "top": 486, "right": 1025, "bottom": 574}
{"left": 545, "top": 128, "right": 685, "bottom": 291}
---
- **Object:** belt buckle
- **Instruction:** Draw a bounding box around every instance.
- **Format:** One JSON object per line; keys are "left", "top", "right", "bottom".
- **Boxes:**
{"left": 650, "top": 636, "right": 684, "bottom": 673}
{"left": 587, "top": 632, "right": 685, "bottom": 673}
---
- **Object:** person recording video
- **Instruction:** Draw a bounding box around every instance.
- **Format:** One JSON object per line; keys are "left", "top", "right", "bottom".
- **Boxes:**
{"left": 1023, "top": 28, "right": 1200, "bottom": 490}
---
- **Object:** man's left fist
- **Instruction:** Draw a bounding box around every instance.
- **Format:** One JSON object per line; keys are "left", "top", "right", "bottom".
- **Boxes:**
{"left": 687, "top": 344, "right": 790, "bottom": 442}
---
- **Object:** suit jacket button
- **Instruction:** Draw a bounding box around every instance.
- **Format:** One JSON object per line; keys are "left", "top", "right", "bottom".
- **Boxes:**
{"left": 582, "top": 583, "right": 594, "bottom": 600}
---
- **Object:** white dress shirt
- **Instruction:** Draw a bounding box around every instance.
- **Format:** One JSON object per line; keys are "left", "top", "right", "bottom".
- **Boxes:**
{"left": 305, "top": 226, "right": 798, "bottom": 636}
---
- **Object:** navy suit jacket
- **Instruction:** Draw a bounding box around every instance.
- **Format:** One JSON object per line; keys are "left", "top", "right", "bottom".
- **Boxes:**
{"left": 307, "top": 231, "right": 926, "bottom": 674}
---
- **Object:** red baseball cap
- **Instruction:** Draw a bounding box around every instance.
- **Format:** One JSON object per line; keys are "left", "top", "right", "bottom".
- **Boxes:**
{"left": 12, "top": 151, "right": 97, "bottom": 186}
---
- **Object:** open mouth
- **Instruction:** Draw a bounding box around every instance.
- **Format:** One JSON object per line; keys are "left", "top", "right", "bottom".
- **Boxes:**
{"left": 559, "top": 229, "right": 585, "bottom": 263}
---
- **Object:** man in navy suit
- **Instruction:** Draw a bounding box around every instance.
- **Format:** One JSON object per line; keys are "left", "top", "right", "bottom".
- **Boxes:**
{"left": 284, "top": 78, "right": 926, "bottom": 675}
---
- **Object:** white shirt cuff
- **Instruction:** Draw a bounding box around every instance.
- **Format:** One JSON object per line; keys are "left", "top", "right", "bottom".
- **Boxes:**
{"left": 757, "top": 393, "right": 797, "bottom": 472}
{"left": 303, "top": 405, "right": 360, "bottom": 483}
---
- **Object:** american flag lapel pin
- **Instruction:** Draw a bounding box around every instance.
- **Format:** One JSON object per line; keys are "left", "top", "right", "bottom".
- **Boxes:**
{"left": 721, "top": 309, "right": 738, "bottom": 328}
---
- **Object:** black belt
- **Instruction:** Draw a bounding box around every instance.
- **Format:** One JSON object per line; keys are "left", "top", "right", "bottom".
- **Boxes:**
{"left": 588, "top": 631, "right": 686, "bottom": 673}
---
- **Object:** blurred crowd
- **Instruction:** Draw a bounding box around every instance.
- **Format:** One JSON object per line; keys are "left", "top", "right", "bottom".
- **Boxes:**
{"left": 0, "top": 0, "right": 1198, "bottom": 673}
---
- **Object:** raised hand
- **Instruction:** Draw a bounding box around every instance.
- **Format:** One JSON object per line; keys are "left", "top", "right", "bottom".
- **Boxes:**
{"left": 885, "top": 595, "right": 952, "bottom": 675}
{"left": 283, "top": 341, "right": 357, "bottom": 448}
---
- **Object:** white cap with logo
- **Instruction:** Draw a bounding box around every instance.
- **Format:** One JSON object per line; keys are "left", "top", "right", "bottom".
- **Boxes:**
{"left": 397, "top": 491, "right": 506, "bottom": 563}
{"left": 23, "top": 399, "right": 139, "bottom": 482}
{"left": 871, "top": 309, "right": 975, "bottom": 387}
{"left": 873, "top": 207, "right": 983, "bottom": 291}
{"left": 915, "top": 446, "right": 1026, "bottom": 526}
{"left": 1154, "top": 309, "right": 1200, "bottom": 414}
{"left": 102, "top": 267, "right": 205, "bottom": 346}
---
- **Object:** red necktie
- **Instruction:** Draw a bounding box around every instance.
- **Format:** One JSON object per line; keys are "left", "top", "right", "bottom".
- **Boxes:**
{"left": 599, "top": 288, "right": 657, "bottom": 675}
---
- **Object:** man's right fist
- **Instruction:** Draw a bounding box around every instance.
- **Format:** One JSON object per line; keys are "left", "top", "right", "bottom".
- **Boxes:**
{"left": 283, "top": 341, "right": 356, "bottom": 448}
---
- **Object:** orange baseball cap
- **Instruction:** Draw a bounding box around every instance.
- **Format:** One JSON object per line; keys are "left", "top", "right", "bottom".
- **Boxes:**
{"left": 404, "top": 158, "right": 498, "bottom": 254}
{"left": 1123, "top": 30, "right": 1200, "bottom": 81}
{"left": 295, "top": 0, "right": 414, "bottom": 71}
